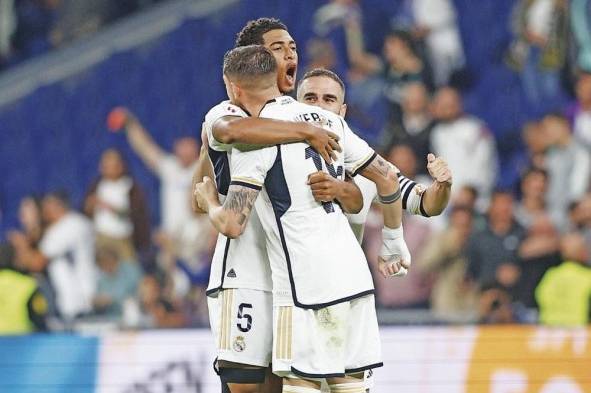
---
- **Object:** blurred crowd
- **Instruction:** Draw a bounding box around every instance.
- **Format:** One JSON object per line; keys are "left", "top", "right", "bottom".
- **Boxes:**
{"left": 0, "top": 0, "right": 168, "bottom": 71}
{"left": 1, "top": 0, "right": 591, "bottom": 334}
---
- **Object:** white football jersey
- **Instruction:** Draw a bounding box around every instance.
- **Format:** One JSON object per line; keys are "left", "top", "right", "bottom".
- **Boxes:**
{"left": 230, "top": 96, "right": 376, "bottom": 308}
{"left": 203, "top": 101, "right": 272, "bottom": 296}
{"left": 346, "top": 174, "right": 428, "bottom": 243}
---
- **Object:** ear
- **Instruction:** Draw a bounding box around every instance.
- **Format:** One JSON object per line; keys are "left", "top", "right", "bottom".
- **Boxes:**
{"left": 339, "top": 103, "right": 347, "bottom": 117}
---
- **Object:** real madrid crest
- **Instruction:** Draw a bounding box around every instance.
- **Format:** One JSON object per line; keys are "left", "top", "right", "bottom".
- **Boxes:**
{"left": 233, "top": 336, "right": 246, "bottom": 352}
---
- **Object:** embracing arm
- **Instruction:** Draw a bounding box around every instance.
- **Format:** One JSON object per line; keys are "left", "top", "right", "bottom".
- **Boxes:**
{"left": 212, "top": 116, "right": 341, "bottom": 163}
{"left": 191, "top": 130, "right": 216, "bottom": 214}
{"left": 308, "top": 171, "right": 363, "bottom": 214}
{"left": 194, "top": 177, "right": 259, "bottom": 239}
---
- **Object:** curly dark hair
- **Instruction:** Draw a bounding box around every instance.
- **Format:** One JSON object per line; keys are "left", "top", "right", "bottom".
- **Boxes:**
{"left": 235, "top": 18, "right": 288, "bottom": 47}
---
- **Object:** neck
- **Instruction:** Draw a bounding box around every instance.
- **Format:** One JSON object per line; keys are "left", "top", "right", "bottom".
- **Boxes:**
{"left": 239, "top": 86, "right": 282, "bottom": 117}
{"left": 522, "top": 196, "right": 544, "bottom": 211}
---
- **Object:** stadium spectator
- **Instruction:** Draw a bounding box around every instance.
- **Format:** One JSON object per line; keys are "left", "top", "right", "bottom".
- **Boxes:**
{"left": 93, "top": 247, "right": 141, "bottom": 319}
{"left": 392, "top": 0, "right": 465, "bottom": 86}
{"left": 566, "top": 72, "right": 591, "bottom": 150}
{"left": 84, "top": 148, "right": 150, "bottom": 260}
{"left": 136, "top": 274, "right": 187, "bottom": 329}
{"left": 514, "top": 167, "right": 549, "bottom": 229}
{"left": 304, "top": 37, "right": 340, "bottom": 75}
{"left": 541, "top": 113, "right": 591, "bottom": 230}
{"left": 521, "top": 121, "right": 549, "bottom": 170}
{"left": 0, "top": 0, "right": 16, "bottom": 66}
{"left": 0, "top": 244, "right": 48, "bottom": 334}
{"left": 568, "top": 195, "right": 591, "bottom": 260}
{"left": 570, "top": 0, "right": 591, "bottom": 73}
{"left": 7, "top": 196, "right": 44, "bottom": 272}
{"left": 381, "top": 82, "right": 434, "bottom": 169}
{"left": 536, "top": 232, "right": 591, "bottom": 326}
{"left": 430, "top": 87, "right": 498, "bottom": 206}
{"left": 505, "top": 0, "right": 569, "bottom": 110}
{"left": 466, "top": 190, "right": 526, "bottom": 287}
{"left": 12, "top": 0, "right": 58, "bottom": 60}
{"left": 514, "top": 214, "right": 561, "bottom": 308}
{"left": 116, "top": 110, "right": 204, "bottom": 253}
{"left": 478, "top": 285, "right": 517, "bottom": 324}
{"left": 419, "top": 206, "right": 479, "bottom": 321}
{"left": 39, "top": 191, "right": 96, "bottom": 322}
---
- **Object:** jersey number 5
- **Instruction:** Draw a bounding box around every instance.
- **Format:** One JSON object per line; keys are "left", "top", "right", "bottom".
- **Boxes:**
{"left": 237, "top": 303, "right": 253, "bottom": 332}
{"left": 305, "top": 146, "right": 343, "bottom": 213}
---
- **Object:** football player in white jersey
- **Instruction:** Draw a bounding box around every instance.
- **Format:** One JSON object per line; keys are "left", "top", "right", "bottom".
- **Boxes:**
{"left": 195, "top": 45, "right": 409, "bottom": 393}
{"left": 194, "top": 18, "right": 409, "bottom": 393}
{"left": 196, "top": 19, "right": 352, "bottom": 393}
{"left": 295, "top": 68, "right": 452, "bottom": 392}
{"left": 296, "top": 68, "right": 452, "bottom": 243}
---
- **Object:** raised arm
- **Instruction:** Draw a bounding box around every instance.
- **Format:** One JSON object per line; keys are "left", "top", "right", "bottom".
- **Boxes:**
{"left": 357, "top": 154, "right": 410, "bottom": 277}
{"left": 122, "top": 111, "right": 166, "bottom": 172}
{"left": 194, "top": 177, "right": 259, "bottom": 239}
{"left": 422, "top": 154, "right": 452, "bottom": 216}
{"left": 212, "top": 116, "right": 341, "bottom": 163}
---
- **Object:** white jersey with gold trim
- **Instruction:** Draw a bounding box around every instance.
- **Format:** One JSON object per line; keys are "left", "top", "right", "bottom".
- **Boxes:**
{"left": 203, "top": 100, "right": 272, "bottom": 296}
{"left": 229, "top": 96, "right": 376, "bottom": 308}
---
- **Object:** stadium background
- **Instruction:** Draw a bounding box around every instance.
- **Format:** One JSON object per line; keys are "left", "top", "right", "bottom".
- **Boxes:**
{"left": 0, "top": 0, "right": 590, "bottom": 392}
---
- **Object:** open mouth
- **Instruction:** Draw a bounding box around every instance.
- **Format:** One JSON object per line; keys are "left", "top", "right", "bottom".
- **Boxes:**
{"left": 286, "top": 64, "right": 297, "bottom": 84}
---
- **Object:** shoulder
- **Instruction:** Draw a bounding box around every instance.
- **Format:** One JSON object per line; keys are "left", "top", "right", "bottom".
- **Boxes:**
{"left": 204, "top": 100, "right": 247, "bottom": 123}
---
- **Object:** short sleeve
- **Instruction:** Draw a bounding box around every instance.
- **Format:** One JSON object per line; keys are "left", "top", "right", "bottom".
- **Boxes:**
{"left": 341, "top": 119, "right": 376, "bottom": 176}
{"left": 229, "top": 146, "right": 278, "bottom": 190}
{"left": 204, "top": 101, "right": 248, "bottom": 152}
{"left": 39, "top": 229, "right": 68, "bottom": 259}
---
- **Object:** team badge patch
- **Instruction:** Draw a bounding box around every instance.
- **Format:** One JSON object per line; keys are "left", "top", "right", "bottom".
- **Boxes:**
{"left": 233, "top": 336, "right": 246, "bottom": 352}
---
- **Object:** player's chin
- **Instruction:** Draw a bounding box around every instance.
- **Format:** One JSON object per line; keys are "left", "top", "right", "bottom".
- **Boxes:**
{"left": 279, "top": 77, "right": 295, "bottom": 94}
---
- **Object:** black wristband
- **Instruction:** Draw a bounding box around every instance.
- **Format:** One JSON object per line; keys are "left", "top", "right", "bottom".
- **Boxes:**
{"left": 378, "top": 187, "right": 401, "bottom": 204}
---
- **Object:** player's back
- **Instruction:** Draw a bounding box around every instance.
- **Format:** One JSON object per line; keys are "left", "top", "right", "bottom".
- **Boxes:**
{"left": 234, "top": 96, "right": 376, "bottom": 308}
{"left": 203, "top": 101, "right": 272, "bottom": 297}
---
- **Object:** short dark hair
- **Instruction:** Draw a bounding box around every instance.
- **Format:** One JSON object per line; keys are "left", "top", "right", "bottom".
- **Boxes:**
{"left": 521, "top": 167, "right": 548, "bottom": 182}
{"left": 298, "top": 68, "right": 345, "bottom": 93}
{"left": 223, "top": 45, "right": 277, "bottom": 88}
{"left": 43, "top": 190, "right": 70, "bottom": 208}
{"left": 235, "top": 18, "right": 288, "bottom": 47}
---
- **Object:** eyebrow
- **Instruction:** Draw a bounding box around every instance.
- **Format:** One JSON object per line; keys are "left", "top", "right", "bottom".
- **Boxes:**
{"left": 322, "top": 94, "right": 338, "bottom": 101}
{"left": 269, "top": 40, "right": 296, "bottom": 46}
{"left": 303, "top": 92, "right": 318, "bottom": 98}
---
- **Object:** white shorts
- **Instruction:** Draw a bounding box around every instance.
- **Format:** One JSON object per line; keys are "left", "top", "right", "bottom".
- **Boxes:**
{"left": 207, "top": 288, "right": 273, "bottom": 367}
{"left": 272, "top": 294, "right": 382, "bottom": 378}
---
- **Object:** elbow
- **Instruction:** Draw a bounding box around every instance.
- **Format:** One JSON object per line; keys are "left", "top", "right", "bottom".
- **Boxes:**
{"left": 220, "top": 222, "right": 244, "bottom": 239}
{"left": 214, "top": 122, "right": 241, "bottom": 144}
{"left": 425, "top": 205, "right": 445, "bottom": 217}
{"left": 344, "top": 201, "right": 363, "bottom": 215}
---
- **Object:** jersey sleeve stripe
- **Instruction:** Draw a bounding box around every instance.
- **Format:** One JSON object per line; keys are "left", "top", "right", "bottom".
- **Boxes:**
{"left": 351, "top": 152, "right": 378, "bottom": 177}
{"left": 230, "top": 178, "right": 263, "bottom": 190}
{"left": 419, "top": 192, "right": 430, "bottom": 217}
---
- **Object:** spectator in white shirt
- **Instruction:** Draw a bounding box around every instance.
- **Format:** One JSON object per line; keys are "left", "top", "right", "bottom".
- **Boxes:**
{"left": 541, "top": 113, "right": 591, "bottom": 230}
{"left": 430, "top": 87, "right": 498, "bottom": 206}
{"left": 394, "top": 0, "right": 465, "bottom": 86}
{"left": 39, "top": 192, "right": 96, "bottom": 322}
{"left": 567, "top": 72, "right": 591, "bottom": 150}
{"left": 84, "top": 149, "right": 150, "bottom": 260}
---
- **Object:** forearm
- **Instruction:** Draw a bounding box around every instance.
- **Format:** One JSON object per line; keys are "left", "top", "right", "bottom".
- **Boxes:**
{"left": 214, "top": 117, "right": 311, "bottom": 148}
{"left": 359, "top": 155, "right": 402, "bottom": 229}
{"left": 191, "top": 147, "right": 215, "bottom": 214}
{"left": 335, "top": 179, "right": 363, "bottom": 214}
{"left": 422, "top": 181, "right": 451, "bottom": 216}
{"left": 203, "top": 184, "right": 258, "bottom": 238}
{"left": 125, "top": 119, "right": 164, "bottom": 170}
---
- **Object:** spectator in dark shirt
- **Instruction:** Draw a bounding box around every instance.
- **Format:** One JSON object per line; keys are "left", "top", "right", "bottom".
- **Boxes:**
{"left": 467, "top": 190, "right": 526, "bottom": 287}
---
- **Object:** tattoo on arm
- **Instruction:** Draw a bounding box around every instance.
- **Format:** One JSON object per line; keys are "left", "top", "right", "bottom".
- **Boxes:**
{"left": 365, "top": 155, "right": 395, "bottom": 179}
{"left": 223, "top": 186, "right": 259, "bottom": 225}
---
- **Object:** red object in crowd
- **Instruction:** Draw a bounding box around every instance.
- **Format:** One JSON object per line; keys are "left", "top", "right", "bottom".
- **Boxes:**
{"left": 107, "top": 107, "right": 128, "bottom": 132}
